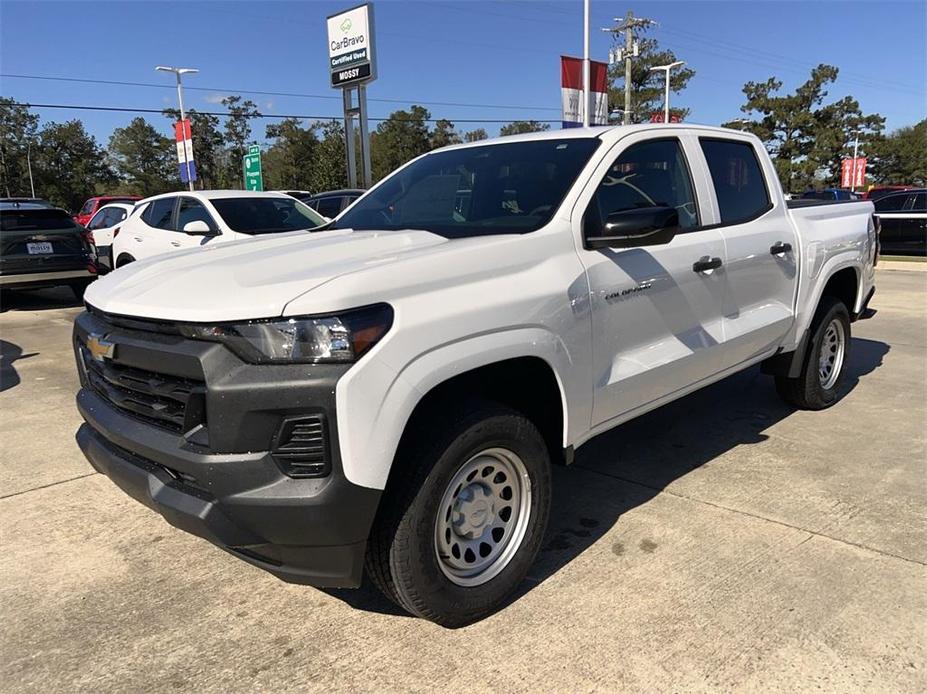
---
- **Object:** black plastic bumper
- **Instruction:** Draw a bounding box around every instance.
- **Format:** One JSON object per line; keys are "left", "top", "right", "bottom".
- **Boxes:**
{"left": 72, "top": 309, "right": 382, "bottom": 588}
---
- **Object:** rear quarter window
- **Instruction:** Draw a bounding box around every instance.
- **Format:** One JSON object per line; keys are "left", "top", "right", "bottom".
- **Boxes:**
{"left": 699, "top": 138, "right": 772, "bottom": 224}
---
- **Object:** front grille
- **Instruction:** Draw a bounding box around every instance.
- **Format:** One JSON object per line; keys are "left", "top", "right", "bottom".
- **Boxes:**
{"left": 80, "top": 345, "right": 206, "bottom": 434}
{"left": 272, "top": 416, "right": 330, "bottom": 478}
{"left": 85, "top": 304, "right": 181, "bottom": 335}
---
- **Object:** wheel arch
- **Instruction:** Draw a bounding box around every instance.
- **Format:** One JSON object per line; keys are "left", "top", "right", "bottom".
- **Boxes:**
{"left": 335, "top": 328, "right": 578, "bottom": 490}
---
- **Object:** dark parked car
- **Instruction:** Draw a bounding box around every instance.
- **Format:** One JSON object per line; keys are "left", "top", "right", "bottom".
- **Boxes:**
{"left": 0, "top": 198, "right": 55, "bottom": 210}
{"left": 300, "top": 189, "right": 365, "bottom": 218}
{"left": 873, "top": 189, "right": 926, "bottom": 256}
{"left": 0, "top": 207, "right": 97, "bottom": 299}
{"left": 863, "top": 185, "right": 916, "bottom": 201}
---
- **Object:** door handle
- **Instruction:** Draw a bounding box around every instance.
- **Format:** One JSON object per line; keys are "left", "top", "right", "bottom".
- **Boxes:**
{"left": 170, "top": 241, "right": 181, "bottom": 247}
{"left": 693, "top": 256, "right": 723, "bottom": 273}
{"left": 770, "top": 241, "right": 792, "bottom": 255}
{"left": 133, "top": 237, "right": 143, "bottom": 242}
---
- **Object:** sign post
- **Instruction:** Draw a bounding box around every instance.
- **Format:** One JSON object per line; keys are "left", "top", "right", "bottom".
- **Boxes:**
{"left": 327, "top": 3, "right": 377, "bottom": 188}
{"left": 243, "top": 144, "right": 263, "bottom": 192}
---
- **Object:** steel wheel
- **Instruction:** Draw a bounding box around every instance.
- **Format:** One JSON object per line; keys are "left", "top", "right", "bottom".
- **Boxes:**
{"left": 818, "top": 317, "right": 846, "bottom": 390}
{"left": 434, "top": 447, "right": 532, "bottom": 587}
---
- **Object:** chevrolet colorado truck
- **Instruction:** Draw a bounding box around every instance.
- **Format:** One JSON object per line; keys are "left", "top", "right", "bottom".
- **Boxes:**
{"left": 73, "top": 125, "right": 877, "bottom": 627}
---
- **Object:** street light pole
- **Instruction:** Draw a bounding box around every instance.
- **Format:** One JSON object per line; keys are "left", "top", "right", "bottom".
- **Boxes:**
{"left": 582, "top": 0, "right": 590, "bottom": 127}
{"left": 650, "top": 60, "right": 685, "bottom": 123}
{"left": 26, "top": 141, "right": 35, "bottom": 198}
{"left": 156, "top": 65, "right": 199, "bottom": 192}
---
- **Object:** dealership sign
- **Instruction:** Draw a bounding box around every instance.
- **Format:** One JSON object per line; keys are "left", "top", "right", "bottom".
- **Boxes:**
{"left": 327, "top": 3, "right": 377, "bottom": 88}
{"left": 841, "top": 157, "right": 867, "bottom": 188}
{"left": 561, "top": 56, "right": 608, "bottom": 128}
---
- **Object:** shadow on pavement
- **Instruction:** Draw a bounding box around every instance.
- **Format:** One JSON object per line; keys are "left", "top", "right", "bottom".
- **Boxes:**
{"left": 326, "top": 337, "right": 889, "bottom": 621}
{"left": 0, "top": 339, "right": 39, "bottom": 393}
{"left": 0, "top": 286, "right": 84, "bottom": 313}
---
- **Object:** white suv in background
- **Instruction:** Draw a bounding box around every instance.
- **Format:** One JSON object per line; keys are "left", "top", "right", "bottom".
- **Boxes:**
{"left": 111, "top": 190, "right": 327, "bottom": 268}
{"left": 84, "top": 202, "right": 136, "bottom": 270}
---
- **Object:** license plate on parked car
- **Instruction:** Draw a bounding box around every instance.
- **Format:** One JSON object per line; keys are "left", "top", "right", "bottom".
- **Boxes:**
{"left": 26, "top": 242, "right": 54, "bottom": 254}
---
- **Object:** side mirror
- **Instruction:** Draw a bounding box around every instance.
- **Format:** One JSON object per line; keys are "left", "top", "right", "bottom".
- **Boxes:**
{"left": 182, "top": 220, "right": 215, "bottom": 235}
{"left": 584, "top": 206, "right": 679, "bottom": 250}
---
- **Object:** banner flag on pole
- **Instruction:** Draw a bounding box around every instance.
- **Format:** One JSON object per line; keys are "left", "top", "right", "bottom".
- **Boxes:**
{"left": 561, "top": 56, "right": 609, "bottom": 128}
{"left": 174, "top": 119, "right": 197, "bottom": 183}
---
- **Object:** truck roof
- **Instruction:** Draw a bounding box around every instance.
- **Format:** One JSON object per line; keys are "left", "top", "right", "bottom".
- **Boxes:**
{"left": 440, "top": 123, "right": 755, "bottom": 151}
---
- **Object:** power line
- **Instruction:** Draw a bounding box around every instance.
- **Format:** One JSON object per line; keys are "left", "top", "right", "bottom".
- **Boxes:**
{"left": 0, "top": 73, "right": 562, "bottom": 113}
{"left": 18, "top": 102, "right": 562, "bottom": 125}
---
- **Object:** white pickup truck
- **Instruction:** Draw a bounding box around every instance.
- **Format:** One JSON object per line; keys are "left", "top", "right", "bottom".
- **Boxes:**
{"left": 73, "top": 125, "right": 877, "bottom": 627}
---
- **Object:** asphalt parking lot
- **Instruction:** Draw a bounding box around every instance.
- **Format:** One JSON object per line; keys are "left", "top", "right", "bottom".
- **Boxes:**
{"left": 1, "top": 265, "right": 925, "bottom": 692}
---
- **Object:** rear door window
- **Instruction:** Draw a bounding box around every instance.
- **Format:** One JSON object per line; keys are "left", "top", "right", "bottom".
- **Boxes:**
{"left": 910, "top": 192, "right": 926, "bottom": 212}
{"left": 143, "top": 198, "right": 176, "bottom": 230}
{"left": 699, "top": 139, "right": 772, "bottom": 224}
{"left": 314, "top": 196, "right": 343, "bottom": 218}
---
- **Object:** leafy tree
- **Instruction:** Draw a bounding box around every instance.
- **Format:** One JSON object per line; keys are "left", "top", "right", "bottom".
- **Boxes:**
{"left": 263, "top": 118, "right": 319, "bottom": 191}
{"left": 499, "top": 121, "right": 550, "bottom": 136}
{"left": 312, "top": 120, "right": 348, "bottom": 191}
{"left": 221, "top": 95, "right": 261, "bottom": 188}
{"left": 0, "top": 98, "right": 39, "bottom": 198}
{"left": 464, "top": 128, "right": 489, "bottom": 142}
{"left": 607, "top": 16, "right": 695, "bottom": 123}
{"left": 868, "top": 119, "right": 927, "bottom": 186}
{"left": 163, "top": 107, "right": 225, "bottom": 189}
{"left": 108, "top": 117, "right": 175, "bottom": 196}
{"left": 429, "top": 119, "right": 461, "bottom": 149}
{"left": 32, "top": 120, "right": 114, "bottom": 212}
{"left": 371, "top": 105, "right": 432, "bottom": 180}
{"left": 723, "top": 64, "right": 884, "bottom": 191}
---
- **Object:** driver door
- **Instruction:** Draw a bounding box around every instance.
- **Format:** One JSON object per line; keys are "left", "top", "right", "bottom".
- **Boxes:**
{"left": 575, "top": 134, "right": 728, "bottom": 429}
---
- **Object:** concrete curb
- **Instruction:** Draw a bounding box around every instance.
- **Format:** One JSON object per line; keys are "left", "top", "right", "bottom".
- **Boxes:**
{"left": 878, "top": 260, "right": 927, "bottom": 273}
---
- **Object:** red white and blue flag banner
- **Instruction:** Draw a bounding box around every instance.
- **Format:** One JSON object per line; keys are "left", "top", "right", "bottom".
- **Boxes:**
{"left": 561, "top": 56, "right": 609, "bottom": 128}
{"left": 174, "top": 119, "right": 197, "bottom": 183}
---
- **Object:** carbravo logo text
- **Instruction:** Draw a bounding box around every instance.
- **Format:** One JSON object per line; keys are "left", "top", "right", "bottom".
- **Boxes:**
{"left": 331, "top": 33, "right": 365, "bottom": 52}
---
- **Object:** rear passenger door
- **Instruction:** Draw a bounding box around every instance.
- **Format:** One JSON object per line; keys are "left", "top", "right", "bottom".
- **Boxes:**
{"left": 137, "top": 197, "right": 178, "bottom": 258}
{"left": 697, "top": 137, "right": 799, "bottom": 369}
{"left": 173, "top": 197, "right": 219, "bottom": 248}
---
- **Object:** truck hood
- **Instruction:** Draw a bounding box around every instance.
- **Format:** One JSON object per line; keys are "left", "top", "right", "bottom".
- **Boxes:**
{"left": 85, "top": 229, "right": 449, "bottom": 322}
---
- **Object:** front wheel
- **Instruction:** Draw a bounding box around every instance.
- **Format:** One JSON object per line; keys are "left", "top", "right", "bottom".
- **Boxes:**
{"left": 366, "top": 403, "right": 551, "bottom": 627}
{"left": 775, "top": 296, "right": 851, "bottom": 409}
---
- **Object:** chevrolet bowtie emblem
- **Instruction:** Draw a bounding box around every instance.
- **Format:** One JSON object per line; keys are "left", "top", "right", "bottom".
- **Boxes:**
{"left": 86, "top": 333, "right": 116, "bottom": 362}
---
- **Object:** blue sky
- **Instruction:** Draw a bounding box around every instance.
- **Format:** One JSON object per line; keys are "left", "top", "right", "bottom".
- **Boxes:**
{"left": 1, "top": 0, "right": 925, "bottom": 145}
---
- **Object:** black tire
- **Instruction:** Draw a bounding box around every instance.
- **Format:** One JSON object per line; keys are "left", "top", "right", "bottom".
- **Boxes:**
{"left": 115, "top": 253, "right": 135, "bottom": 269}
{"left": 366, "top": 402, "right": 551, "bottom": 627}
{"left": 70, "top": 280, "right": 93, "bottom": 301}
{"left": 775, "top": 296, "right": 851, "bottom": 410}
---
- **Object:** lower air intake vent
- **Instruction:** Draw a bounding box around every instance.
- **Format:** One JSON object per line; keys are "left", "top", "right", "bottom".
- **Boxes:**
{"left": 272, "top": 415, "right": 331, "bottom": 478}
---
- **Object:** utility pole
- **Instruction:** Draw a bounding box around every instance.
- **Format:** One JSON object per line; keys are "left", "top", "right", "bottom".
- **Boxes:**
{"left": 156, "top": 65, "right": 198, "bottom": 192}
{"left": 603, "top": 11, "right": 655, "bottom": 125}
{"left": 650, "top": 61, "right": 685, "bottom": 123}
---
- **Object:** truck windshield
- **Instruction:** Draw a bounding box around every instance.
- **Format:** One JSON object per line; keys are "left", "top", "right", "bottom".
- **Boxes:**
{"left": 332, "top": 138, "right": 600, "bottom": 238}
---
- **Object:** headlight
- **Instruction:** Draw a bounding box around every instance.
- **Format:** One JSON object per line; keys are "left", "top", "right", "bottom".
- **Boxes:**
{"left": 179, "top": 304, "right": 393, "bottom": 364}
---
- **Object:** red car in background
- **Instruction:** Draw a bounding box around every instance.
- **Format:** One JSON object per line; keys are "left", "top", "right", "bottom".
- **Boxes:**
{"left": 73, "top": 195, "right": 141, "bottom": 226}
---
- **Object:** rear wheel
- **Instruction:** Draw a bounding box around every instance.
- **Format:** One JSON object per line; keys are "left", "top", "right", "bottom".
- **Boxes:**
{"left": 70, "top": 280, "right": 93, "bottom": 301}
{"left": 366, "top": 403, "right": 551, "bottom": 627}
{"left": 775, "top": 296, "right": 851, "bottom": 409}
{"left": 115, "top": 253, "right": 135, "bottom": 269}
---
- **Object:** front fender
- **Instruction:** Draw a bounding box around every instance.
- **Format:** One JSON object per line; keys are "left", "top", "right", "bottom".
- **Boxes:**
{"left": 334, "top": 327, "right": 582, "bottom": 490}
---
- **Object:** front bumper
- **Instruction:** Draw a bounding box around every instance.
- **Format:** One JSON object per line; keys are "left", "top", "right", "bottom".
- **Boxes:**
{"left": 73, "top": 309, "right": 382, "bottom": 588}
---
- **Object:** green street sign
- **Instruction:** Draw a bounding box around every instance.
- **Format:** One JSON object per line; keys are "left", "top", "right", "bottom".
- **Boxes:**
{"left": 243, "top": 149, "right": 263, "bottom": 192}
